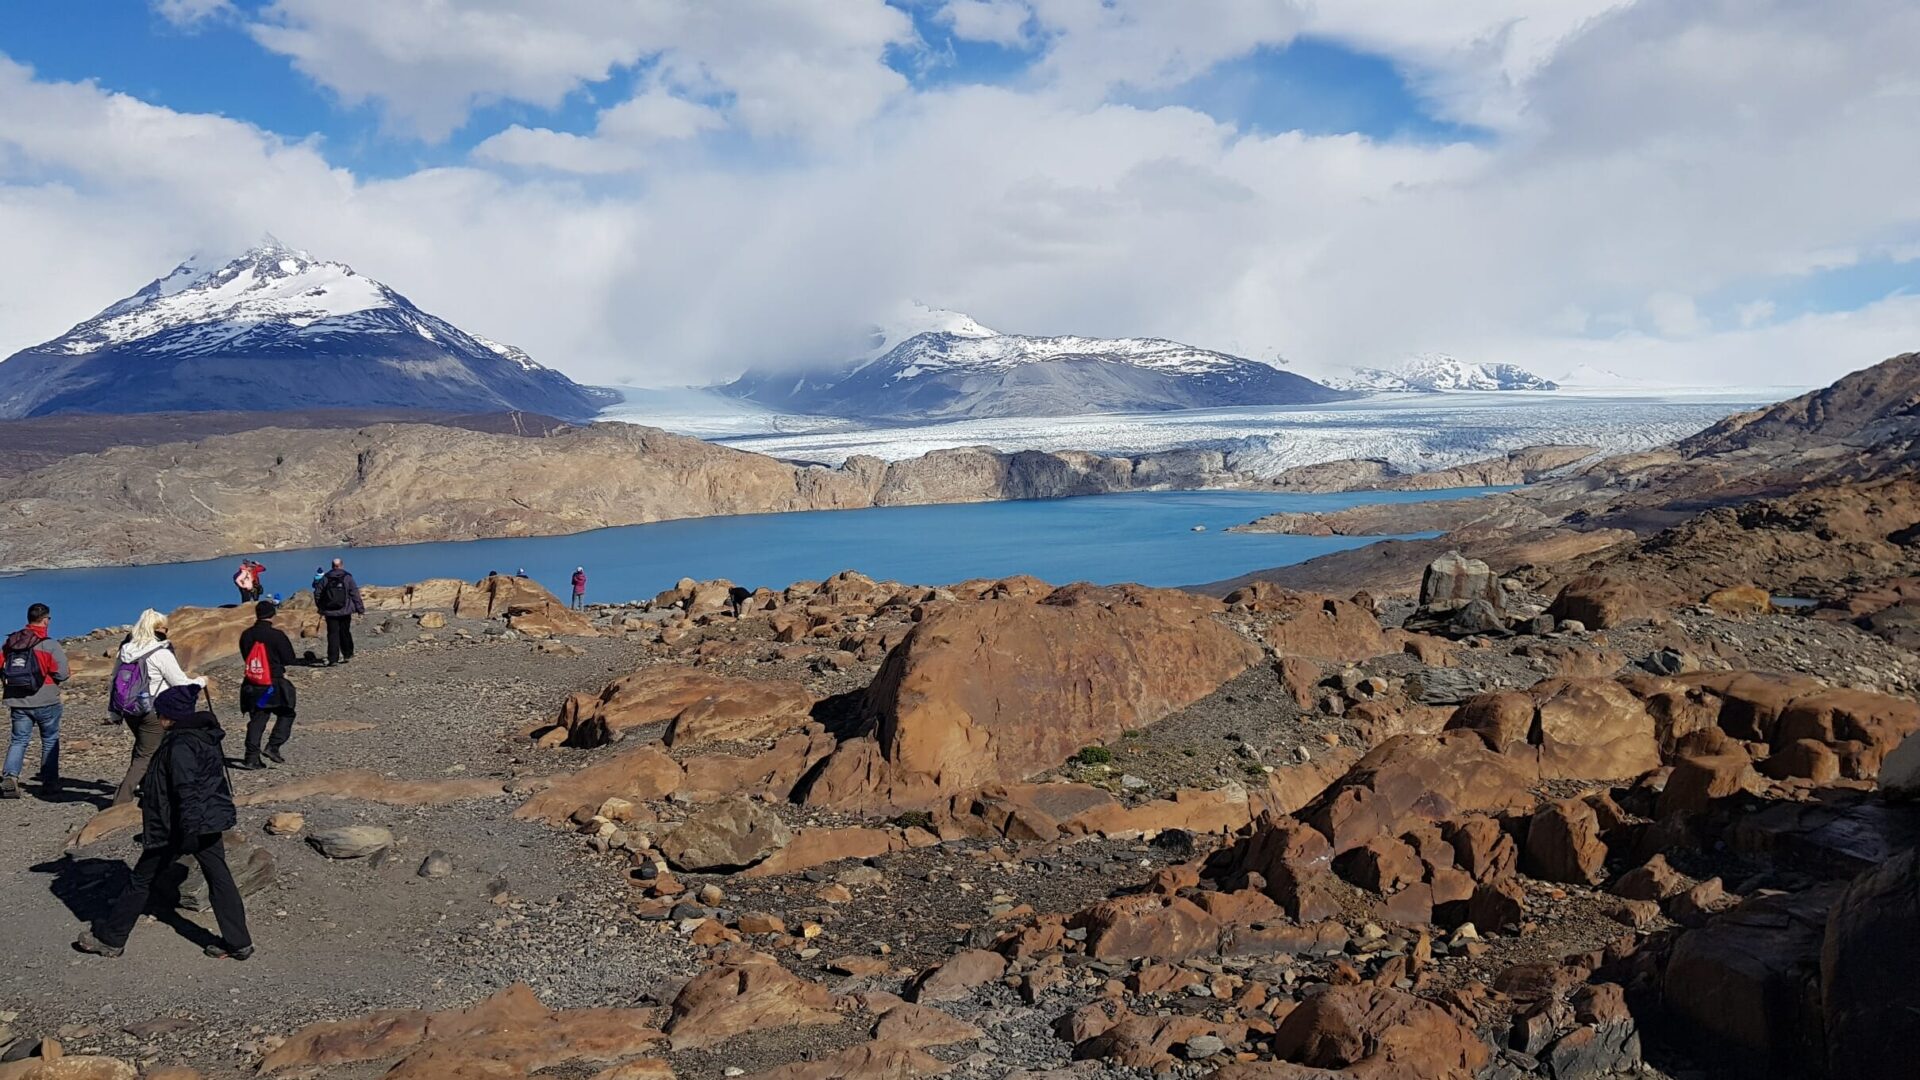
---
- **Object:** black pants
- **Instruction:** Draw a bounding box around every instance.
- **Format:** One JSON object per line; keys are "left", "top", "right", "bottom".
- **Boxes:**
{"left": 242, "top": 679, "right": 296, "bottom": 762}
{"left": 246, "top": 709, "right": 295, "bottom": 761}
{"left": 95, "top": 832, "right": 252, "bottom": 950}
{"left": 324, "top": 615, "right": 355, "bottom": 663}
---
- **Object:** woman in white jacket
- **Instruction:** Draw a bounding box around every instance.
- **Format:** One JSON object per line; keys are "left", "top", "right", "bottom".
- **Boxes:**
{"left": 110, "top": 609, "right": 209, "bottom": 806}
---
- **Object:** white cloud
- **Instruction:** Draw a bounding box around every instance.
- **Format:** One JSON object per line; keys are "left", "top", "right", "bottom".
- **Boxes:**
{"left": 938, "top": 0, "right": 1035, "bottom": 47}
{"left": 2, "top": 0, "right": 1918, "bottom": 397}
{"left": 246, "top": 0, "right": 916, "bottom": 141}
{"left": 471, "top": 126, "right": 649, "bottom": 174}
{"left": 153, "top": 0, "right": 235, "bottom": 25}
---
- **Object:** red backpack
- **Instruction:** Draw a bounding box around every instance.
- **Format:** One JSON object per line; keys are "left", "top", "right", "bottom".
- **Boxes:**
{"left": 244, "top": 640, "right": 273, "bottom": 687}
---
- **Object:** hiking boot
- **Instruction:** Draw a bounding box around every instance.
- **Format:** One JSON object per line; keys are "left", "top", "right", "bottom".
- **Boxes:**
{"left": 75, "top": 930, "right": 124, "bottom": 958}
{"left": 0, "top": 775, "right": 18, "bottom": 800}
{"left": 205, "top": 941, "right": 255, "bottom": 961}
{"left": 263, "top": 748, "right": 286, "bottom": 765}
{"left": 235, "top": 758, "right": 266, "bottom": 771}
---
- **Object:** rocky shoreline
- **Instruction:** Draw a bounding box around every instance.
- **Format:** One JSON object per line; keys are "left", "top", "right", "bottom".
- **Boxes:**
{"left": 0, "top": 409, "right": 1599, "bottom": 572}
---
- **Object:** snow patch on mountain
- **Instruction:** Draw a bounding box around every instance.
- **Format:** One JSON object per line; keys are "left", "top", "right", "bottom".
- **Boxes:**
{"left": 1331, "top": 354, "right": 1558, "bottom": 393}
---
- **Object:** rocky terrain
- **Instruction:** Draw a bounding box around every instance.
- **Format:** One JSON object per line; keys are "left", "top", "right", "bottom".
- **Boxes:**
{"left": 3, "top": 480, "right": 1918, "bottom": 1080}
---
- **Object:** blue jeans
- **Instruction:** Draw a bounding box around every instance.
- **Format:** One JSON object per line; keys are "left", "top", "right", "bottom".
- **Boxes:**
{"left": 5, "top": 703, "right": 61, "bottom": 781}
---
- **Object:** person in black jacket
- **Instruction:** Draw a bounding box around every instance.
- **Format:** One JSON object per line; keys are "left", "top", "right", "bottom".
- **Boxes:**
{"left": 312, "top": 558, "right": 364, "bottom": 666}
{"left": 237, "top": 600, "right": 297, "bottom": 770}
{"left": 75, "top": 684, "right": 253, "bottom": 961}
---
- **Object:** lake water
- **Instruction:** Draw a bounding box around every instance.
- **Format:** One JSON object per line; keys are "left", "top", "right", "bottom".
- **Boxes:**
{"left": 0, "top": 488, "right": 1499, "bottom": 636}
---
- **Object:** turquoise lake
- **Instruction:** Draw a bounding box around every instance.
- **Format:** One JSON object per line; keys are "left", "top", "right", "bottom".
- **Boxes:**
{"left": 0, "top": 488, "right": 1499, "bottom": 636}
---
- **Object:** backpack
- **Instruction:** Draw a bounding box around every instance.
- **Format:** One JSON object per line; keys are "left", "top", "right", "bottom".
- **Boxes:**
{"left": 317, "top": 574, "right": 349, "bottom": 612}
{"left": 2, "top": 630, "right": 44, "bottom": 695}
{"left": 244, "top": 639, "right": 273, "bottom": 687}
{"left": 109, "top": 645, "right": 165, "bottom": 718}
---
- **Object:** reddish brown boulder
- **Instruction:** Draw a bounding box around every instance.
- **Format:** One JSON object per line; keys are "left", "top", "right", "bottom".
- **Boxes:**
{"left": 1261, "top": 985, "right": 1489, "bottom": 1080}
{"left": 552, "top": 666, "right": 812, "bottom": 748}
{"left": 1300, "top": 733, "right": 1535, "bottom": 854}
{"left": 514, "top": 745, "right": 683, "bottom": 825}
{"left": 1547, "top": 575, "right": 1655, "bottom": 629}
{"left": 1610, "top": 854, "right": 1689, "bottom": 902}
{"left": 1705, "top": 584, "right": 1771, "bottom": 617}
{"left": 1261, "top": 592, "right": 1389, "bottom": 663}
{"left": 907, "top": 949, "right": 1007, "bottom": 1004}
{"left": 1443, "top": 817, "right": 1517, "bottom": 884}
{"left": 1073, "top": 1011, "right": 1218, "bottom": 1071}
{"left": 1335, "top": 836, "right": 1423, "bottom": 895}
{"left": 739, "top": 827, "right": 904, "bottom": 879}
{"left": 1523, "top": 800, "right": 1608, "bottom": 886}
{"left": 806, "top": 585, "right": 1259, "bottom": 810}
{"left": 1450, "top": 678, "right": 1659, "bottom": 781}
{"left": 666, "top": 953, "right": 839, "bottom": 1050}
{"left": 1658, "top": 749, "right": 1759, "bottom": 817}
{"left": 1071, "top": 894, "right": 1219, "bottom": 963}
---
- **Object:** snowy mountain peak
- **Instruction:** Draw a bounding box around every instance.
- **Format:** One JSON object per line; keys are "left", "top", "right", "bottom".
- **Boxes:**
{"left": 0, "top": 241, "right": 614, "bottom": 420}
{"left": 1555, "top": 363, "right": 1647, "bottom": 389}
{"left": 1332, "top": 354, "right": 1558, "bottom": 393}
{"left": 722, "top": 314, "right": 1350, "bottom": 420}
{"left": 862, "top": 303, "right": 997, "bottom": 361}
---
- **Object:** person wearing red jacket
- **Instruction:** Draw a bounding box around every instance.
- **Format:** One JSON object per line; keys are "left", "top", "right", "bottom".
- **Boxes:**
{"left": 2, "top": 603, "right": 69, "bottom": 800}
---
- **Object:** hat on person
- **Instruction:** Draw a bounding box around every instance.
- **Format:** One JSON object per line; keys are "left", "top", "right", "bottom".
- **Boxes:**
{"left": 255, "top": 600, "right": 279, "bottom": 620}
{"left": 155, "top": 684, "right": 202, "bottom": 722}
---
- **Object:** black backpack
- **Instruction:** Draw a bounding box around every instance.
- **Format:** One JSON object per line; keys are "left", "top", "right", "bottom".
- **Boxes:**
{"left": 2, "top": 630, "right": 45, "bottom": 695}
{"left": 316, "top": 574, "right": 350, "bottom": 612}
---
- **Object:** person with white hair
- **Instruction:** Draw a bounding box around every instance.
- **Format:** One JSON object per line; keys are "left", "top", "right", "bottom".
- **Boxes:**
{"left": 570, "top": 566, "right": 587, "bottom": 610}
{"left": 110, "top": 608, "right": 209, "bottom": 806}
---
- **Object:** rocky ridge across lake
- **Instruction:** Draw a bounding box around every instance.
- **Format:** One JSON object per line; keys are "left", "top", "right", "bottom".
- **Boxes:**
{"left": 9, "top": 514, "right": 1920, "bottom": 1079}
{"left": 0, "top": 411, "right": 1595, "bottom": 571}
{"left": 0, "top": 421, "right": 1247, "bottom": 570}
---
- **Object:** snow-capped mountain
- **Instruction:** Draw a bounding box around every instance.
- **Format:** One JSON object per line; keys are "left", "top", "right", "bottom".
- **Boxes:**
{"left": 1332, "top": 354, "right": 1559, "bottom": 393}
{"left": 720, "top": 306, "right": 1350, "bottom": 420}
{"left": 0, "top": 239, "right": 614, "bottom": 420}
{"left": 1554, "top": 363, "right": 1648, "bottom": 390}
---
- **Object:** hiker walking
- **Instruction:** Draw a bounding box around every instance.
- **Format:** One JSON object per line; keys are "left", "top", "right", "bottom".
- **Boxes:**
{"left": 313, "top": 558, "right": 364, "bottom": 666}
{"left": 3, "top": 603, "right": 69, "bottom": 800}
{"left": 570, "top": 566, "right": 587, "bottom": 610}
{"left": 237, "top": 600, "right": 297, "bottom": 770}
{"left": 77, "top": 684, "right": 254, "bottom": 961}
{"left": 111, "top": 609, "right": 209, "bottom": 806}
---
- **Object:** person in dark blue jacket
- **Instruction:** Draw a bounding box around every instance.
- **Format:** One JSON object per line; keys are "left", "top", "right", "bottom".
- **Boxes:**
{"left": 75, "top": 684, "right": 254, "bottom": 960}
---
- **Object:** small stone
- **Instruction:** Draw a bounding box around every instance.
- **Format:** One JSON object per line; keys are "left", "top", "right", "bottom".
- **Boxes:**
{"left": 1184, "top": 1034, "right": 1227, "bottom": 1059}
{"left": 698, "top": 884, "right": 725, "bottom": 906}
{"left": 264, "top": 812, "right": 305, "bottom": 836}
{"left": 417, "top": 851, "right": 454, "bottom": 879}
{"left": 307, "top": 825, "right": 394, "bottom": 859}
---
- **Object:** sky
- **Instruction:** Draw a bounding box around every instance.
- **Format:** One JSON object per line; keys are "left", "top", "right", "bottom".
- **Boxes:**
{"left": 0, "top": 0, "right": 1916, "bottom": 389}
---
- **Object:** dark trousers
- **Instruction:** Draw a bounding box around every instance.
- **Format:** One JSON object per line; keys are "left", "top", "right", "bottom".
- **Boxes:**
{"left": 246, "top": 709, "right": 295, "bottom": 761}
{"left": 95, "top": 832, "right": 252, "bottom": 950}
{"left": 324, "top": 615, "right": 355, "bottom": 663}
{"left": 111, "top": 715, "right": 167, "bottom": 805}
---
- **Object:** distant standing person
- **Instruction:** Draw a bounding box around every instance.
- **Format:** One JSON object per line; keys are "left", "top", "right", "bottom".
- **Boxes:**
{"left": 111, "top": 609, "right": 210, "bottom": 806}
{"left": 249, "top": 561, "right": 266, "bottom": 601}
{"left": 571, "top": 566, "right": 587, "bottom": 610}
{"left": 76, "top": 684, "right": 254, "bottom": 961}
{"left": 2, "top": 603, "right": 69, "bottom": 800}
{"left": 238, "top": 600, "right": 297, "bottom": 769}
{"left": 313, "top": 558, "right": 364, "bottom": 666}
{"left": 232, "top": 560, "right": 257, "bottom": 604}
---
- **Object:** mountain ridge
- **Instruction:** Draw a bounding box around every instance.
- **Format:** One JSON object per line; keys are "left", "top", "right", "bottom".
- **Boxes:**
{"left": 0, "top": 240, "right": 614, "bottom": 420}
{"left": 720, "top": 307, "right": 1350, "bottom": 419}
{"left": 1330, "top": 353, "right": 1558, "bottom": 393}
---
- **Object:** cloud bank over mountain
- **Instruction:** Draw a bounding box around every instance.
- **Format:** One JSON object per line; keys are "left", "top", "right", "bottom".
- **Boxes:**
{"left": 0, "top": 0, "right": 1914, "bottom": 389}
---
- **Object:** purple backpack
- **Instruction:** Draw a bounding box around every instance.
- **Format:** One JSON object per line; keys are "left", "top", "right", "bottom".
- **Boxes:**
{"left": 109, "top": 645, "right": 164, "bottom": 717}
